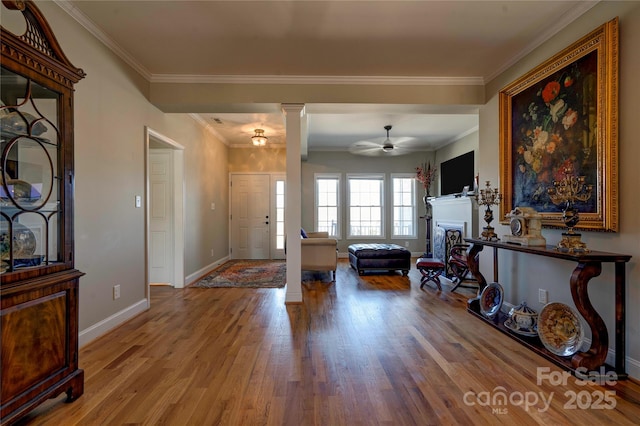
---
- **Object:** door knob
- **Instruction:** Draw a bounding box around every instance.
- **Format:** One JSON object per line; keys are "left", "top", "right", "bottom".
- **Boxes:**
{"left": 265, "top": 221, "right": 269, "bottom": 225}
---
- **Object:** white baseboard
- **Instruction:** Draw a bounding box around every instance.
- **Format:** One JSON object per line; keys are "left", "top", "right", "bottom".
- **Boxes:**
{"left": 626, "top": 357, "right": 640, "bottom": 380}
{"left": 185, "top": 255, "right": 229, "bottom": 286}
{"left": 79, "top": 298, "right": 148, "bottom": 348}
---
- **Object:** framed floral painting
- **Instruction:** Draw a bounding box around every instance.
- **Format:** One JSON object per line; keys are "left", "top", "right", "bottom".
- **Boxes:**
{"left": 499, "top": 18, "right": 619, "bottom": 231}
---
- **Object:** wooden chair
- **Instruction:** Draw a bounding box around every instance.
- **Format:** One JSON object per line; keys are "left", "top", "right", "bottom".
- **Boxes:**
{"left": 448, "top": 244, "right": 479, "bottom": 292}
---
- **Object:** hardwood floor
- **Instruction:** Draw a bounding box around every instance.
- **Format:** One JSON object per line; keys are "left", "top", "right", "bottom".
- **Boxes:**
{"left": 17, "top": 260, "right": 640, "bottom": 425}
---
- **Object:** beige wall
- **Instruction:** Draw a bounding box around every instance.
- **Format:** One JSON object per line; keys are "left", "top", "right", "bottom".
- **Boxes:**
{"left": 228, "top": 147, "right": 286, "bottom": 173}
{"left": 15, "top": 3, "right": 230, "bottom": 334}
{"left": 480, "top": 2, "right": 640, "bottom": 378}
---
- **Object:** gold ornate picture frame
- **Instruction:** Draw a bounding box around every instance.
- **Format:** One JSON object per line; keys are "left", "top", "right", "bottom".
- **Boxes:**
{"left": 499, "top": 18, "right": 619, "bottom": 232}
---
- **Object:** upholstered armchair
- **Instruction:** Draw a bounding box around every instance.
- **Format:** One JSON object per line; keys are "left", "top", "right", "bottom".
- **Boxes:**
{"left": 301, "top": 231, "right": 338, "bottom": 281}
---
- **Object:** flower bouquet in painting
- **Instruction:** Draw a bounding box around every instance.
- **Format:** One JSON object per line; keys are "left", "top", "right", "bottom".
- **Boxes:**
{"left": 511, "top": 53, "right": 598, "bottom": 216}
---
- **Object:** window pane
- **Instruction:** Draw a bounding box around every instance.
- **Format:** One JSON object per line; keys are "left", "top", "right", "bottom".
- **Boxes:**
{"left": 392, "top": 177, "right": 416, "bottom": 237}
{"left": 316, "top": 176, "right": 340, "bottom": 237}
{"left": 348, "top": 176, "right": 383, "bottom": 237}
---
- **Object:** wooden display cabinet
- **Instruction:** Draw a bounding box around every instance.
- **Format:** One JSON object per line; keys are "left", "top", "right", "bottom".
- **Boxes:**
{"left": 1, "top": 1, "right": 85, "bottom": 423}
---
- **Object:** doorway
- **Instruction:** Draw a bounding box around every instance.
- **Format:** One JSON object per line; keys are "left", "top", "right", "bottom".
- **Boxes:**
{"left": 145, "top": 127, "right": 185, "bottom": 293}
{"left": 230, "top": 173, "right": 286, "bottom": 259}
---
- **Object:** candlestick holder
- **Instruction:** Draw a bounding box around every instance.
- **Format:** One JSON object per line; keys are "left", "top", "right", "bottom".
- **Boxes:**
{"left": 475, "top": 180, "right": 502, "bottom": 241}
{"left": 547, "top": 167, "right": 593, "bottom": 252}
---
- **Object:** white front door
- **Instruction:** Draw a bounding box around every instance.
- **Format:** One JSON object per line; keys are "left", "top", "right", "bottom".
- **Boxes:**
{"left": 231, "top": 174, "right": 270, "bottom": 259}
{"left": 149, "top": 150, "right": 174, "bottom": 284}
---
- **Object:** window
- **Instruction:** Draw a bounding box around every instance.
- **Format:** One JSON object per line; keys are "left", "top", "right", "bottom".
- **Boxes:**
{"left": 347, "top": 174, "right": 384, "bottom": 238}
{"left": 392, "top": 175, "right": 417, "bottom": 238}
{"left": 275, "top": 179, "right": 285, "bottom": 249}
{"left": 315, "top": 174, "right": 340, "bottom": 237}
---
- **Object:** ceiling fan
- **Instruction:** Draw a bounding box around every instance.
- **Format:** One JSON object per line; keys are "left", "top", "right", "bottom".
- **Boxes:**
{"left": 348, "top": 125, "right": 418, "bottom": 157}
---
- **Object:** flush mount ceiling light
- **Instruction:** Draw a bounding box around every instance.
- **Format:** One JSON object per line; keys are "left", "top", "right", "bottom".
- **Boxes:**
{"left": 251, "top": 128, "right": 268, "bottom": 146}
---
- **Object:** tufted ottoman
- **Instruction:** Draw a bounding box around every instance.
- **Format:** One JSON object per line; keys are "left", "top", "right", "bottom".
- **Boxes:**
{"left": 348, "top": 243, "right": 411, "bottom": 276}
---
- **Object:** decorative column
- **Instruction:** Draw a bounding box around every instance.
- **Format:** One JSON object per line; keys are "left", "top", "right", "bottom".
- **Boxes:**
{"left": 282, "top": 103, "right": 305, "bottom": 304}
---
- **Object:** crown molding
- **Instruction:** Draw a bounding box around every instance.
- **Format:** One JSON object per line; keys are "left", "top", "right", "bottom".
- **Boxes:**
{"left": 189, "top": 114, "right": 229, "bottom": 146}
{"left": 485, "top": 0, "right": 599, "bottom": 83}
{"left": 150, "top": 74, "right": 485, "bottom": 86}
{"left": 54, "top": 0, "right": 153, "bottom": 81}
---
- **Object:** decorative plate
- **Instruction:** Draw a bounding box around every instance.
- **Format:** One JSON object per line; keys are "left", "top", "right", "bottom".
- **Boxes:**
{"left": 479, "top": 282, "right": 503, "bottom": 319}
{"left": 537, "top": 302, "right": 585, "bottom": 357}
{"left": 504, "top": 318, "right": 538, "bottom": 337}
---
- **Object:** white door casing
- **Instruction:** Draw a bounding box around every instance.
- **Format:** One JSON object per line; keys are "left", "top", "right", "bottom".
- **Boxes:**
{"left": 145, "top": 127, "right": 185, "bottom": 297}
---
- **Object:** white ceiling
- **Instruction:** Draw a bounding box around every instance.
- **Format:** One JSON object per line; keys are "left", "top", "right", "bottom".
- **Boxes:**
{"left": 58, "top": 0, "right": 597, "bottom": 151}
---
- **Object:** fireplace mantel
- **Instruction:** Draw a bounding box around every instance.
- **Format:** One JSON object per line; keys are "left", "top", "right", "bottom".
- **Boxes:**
{"left": 430, "top": 196, "right": 479, "bottom": 240}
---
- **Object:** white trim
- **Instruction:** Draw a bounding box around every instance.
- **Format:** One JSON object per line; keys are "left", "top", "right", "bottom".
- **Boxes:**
{"left": 391, "top": 174, "right": 418, "bottom": 239}
{"left": 79, "top": 299, "right": 148, "bottom": 347}
{"left": 145, "top": 128, "right": 186, "bottom": 292}
{"left": 56, "top": 0, "right": 597, "bottom": 86}
{"left": 53, "top": 0, "right": 152, "bottom": 81}
{"left": 185, "top": 255, "right": 230, "bottom": 286}
{"left": 314, "top": 173, "right": 342, "bottom": 238}
{"left": 151, "top": 74, "right": 484, "bottom": 86}
{"left": 346, "top": 173, "right": 386, "bottom": 239}
{"left": 627, "top": 357, "right": 640, "bottom": 381}
{"left": 484, "top": 1, "right": 600, "bottom": 83}
{"left": 189, "top": 114, "right": 230, "bottom": 146}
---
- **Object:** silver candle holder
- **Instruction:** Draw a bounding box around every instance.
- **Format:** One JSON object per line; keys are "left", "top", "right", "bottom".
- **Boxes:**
{"left": 475, "top": 180, "right": 502, "bottom": 241}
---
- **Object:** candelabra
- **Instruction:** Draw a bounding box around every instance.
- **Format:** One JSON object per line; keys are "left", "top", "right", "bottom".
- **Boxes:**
{"left": 475, "top": 180, "right": 502, "bottom": 241}
{"left": 547, "top": 168, "right": 593, "bottom": 252}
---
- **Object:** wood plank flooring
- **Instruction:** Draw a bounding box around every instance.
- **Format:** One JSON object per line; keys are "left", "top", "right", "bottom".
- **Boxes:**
{"left": 16, "top": 260, "right": 640, "bottom": 425}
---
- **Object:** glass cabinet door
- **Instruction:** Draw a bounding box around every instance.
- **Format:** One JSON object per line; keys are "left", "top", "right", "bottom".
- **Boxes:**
{"left": 1, "top": 67, "right": 62, "bottom": 273}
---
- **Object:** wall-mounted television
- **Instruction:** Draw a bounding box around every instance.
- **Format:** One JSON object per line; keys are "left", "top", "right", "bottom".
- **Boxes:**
{"left": 440, "top": 151, "right": 475, "bottom": 196}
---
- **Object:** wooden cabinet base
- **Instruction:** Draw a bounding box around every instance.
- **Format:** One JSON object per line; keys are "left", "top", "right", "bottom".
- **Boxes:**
{"left": 1, "top": 270, "right": 85, "bottom": 425}
{"left": 1, "top": 369, "right": 84, "bottom": 425}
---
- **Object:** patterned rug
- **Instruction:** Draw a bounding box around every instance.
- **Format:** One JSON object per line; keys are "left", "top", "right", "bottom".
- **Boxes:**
{"left": 192, "top": 260, "right": 286, "bottom": 288}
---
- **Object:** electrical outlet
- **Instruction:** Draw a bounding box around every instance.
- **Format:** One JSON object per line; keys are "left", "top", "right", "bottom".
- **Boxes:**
{"left": 211, "top": 249, "right": 214, "bottom": 257}
{"left": 538, "top": 288, "right": 548, "bottom": 304}
{"left": 405, "top": 241, "right": 410, "bottom": 247}
{"left": 113, "top": 285, "right": 121, "bottom": 300}
{"left": 211, "top": 202, "right": 216, "bottom": 210}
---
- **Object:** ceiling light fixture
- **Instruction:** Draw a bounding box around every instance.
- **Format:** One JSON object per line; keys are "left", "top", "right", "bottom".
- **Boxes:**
{"left": 381, "top": 125, "right": 394, "bottom": 152}
{"left": 251, "top": 128, "right": 268, "bottom": 146}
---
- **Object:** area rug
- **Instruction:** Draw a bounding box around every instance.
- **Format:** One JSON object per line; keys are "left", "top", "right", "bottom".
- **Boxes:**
{"left": 192, "top": 260, "right": 286, "bottom": 288}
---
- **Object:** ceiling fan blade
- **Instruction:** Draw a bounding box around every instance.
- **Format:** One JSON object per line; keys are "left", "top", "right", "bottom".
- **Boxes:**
{"left": 389, "top": 136, "right": 417, "bottom": 146}
{"left": 349, "top": 143, "right": 384, "bottom": 156}
{"left": 382, "top": 146, "right": 416, "bottom": 156}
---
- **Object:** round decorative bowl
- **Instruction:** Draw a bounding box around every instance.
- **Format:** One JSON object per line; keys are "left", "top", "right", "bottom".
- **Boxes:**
{"left": 507, "top": 301, "right": 538, "bottom": 335}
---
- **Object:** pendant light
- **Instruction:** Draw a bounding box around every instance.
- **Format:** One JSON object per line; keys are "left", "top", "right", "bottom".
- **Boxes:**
{"left": 252, "top": 128, "right": 268, "bottom": 146}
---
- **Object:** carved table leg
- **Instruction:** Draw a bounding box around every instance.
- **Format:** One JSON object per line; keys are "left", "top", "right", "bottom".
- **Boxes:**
{"left": 466, "top": 243, "right": 487, "bottom": 294}
{"left": 465, "top": 243, "right": 487, "bottom": 310}
{"left": 570, "top": 261, "right": 607, "bottom": 371}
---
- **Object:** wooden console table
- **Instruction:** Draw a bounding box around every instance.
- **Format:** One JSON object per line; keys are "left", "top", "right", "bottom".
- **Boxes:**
{"left": 464, "top": 238, "right": 631, "bottom": 378}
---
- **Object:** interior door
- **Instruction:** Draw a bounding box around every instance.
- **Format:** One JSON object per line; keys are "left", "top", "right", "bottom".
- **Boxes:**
{"left": 231, "top": 174, "right": 270, "bottom": 259}
{"left": 149, "top": 150, "right": 174, "bottom": 284}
